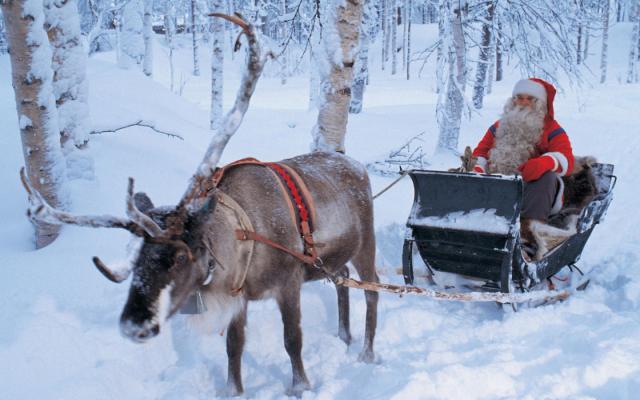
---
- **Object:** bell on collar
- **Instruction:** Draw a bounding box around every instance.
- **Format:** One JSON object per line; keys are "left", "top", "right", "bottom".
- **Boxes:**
{"left": 179, "top": 289, "right": 207, "bottom": 314}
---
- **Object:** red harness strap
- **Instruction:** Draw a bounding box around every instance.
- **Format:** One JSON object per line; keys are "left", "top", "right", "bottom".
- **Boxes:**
{"left": 207, "top": 158, "right": 320, "bottom": 265}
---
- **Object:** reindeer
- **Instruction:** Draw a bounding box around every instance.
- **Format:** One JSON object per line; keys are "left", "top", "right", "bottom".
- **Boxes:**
{"left": 20, "top": 14, "right": 379, "bottom": 396}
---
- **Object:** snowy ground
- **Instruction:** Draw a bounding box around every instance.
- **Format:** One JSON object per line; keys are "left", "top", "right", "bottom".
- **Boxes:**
{"left": 1, "top": 23, "right": 640, "bottom": 399}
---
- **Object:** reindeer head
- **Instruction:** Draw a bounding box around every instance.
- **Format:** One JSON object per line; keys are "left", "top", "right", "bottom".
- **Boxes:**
{"left": 118, "top": 194, "right": 218, "bottom": 342}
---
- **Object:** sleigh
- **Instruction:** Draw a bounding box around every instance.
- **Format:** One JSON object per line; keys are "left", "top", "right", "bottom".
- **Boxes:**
{"left": 400, "top": 164, "right": 616, "bottom": 298}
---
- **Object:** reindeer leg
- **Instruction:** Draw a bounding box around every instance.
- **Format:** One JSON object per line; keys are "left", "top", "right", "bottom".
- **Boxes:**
{"left": 226, "top": 305, "right": 247, "bottom": 396}
{"left": 277, "top": 283, "right": 311, "bottom": 396}
{"left": 351, "top": 241, "right": 379, "bottom": 364}
{"left": 335, "top": 265, "right": 352, "bottom": 345}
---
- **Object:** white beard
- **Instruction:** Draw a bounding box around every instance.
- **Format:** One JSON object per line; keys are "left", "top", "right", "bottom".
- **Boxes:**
{"left": 488, "top": 99, "right": 546, "bottom": 174}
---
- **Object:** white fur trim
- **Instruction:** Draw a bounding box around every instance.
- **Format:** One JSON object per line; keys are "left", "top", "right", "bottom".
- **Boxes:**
{"left": 541, "top": 154, "right": 559, "bottom": 172}
{"left": 476, "top": 156, "right": 488, "bottom": 169}
{"left": 545, "top": 152, "right": 569, "bottom": 175}
{"left": 513, "top": 79, "right": 546, "bottom": 103}
{"left": 550, "top": 175, "right": 564, "bottom": 215}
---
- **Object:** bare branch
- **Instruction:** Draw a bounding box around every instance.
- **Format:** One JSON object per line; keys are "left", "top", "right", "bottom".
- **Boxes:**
{"left": 91, "top": 120, "right": 184, "bottom": 140}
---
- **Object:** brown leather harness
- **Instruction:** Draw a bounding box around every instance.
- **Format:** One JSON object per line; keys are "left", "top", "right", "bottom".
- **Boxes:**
{"left": 198, "top": 158, "right": 321, "bottom": 266}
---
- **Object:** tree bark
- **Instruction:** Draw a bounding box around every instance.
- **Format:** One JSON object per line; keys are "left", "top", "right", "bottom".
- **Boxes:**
{"left": 350, "top": 0, "right": 373, "bottom": 114}
{"left": 2, "top": 0, "right": 67, "bottom": 248}
{"left": 472, "top": 2, "right": 494, "bottom": 109}
{"left": 628, "top": 1, "right": 640, "bottom": 83}
{"left": 191, "top": 0, "right": 200, "bottom": 76}
{"left": 43, "top": 0, "right": 91, "bottom": 151}
{"left": 600, "top": 0, "right": 610, "bottom": 83}
{"left": 436, "top": 0, "right": 466, "bottom": 154}
{"left": 143, "top": 0, "right": 153, "bottom": 76}
{"left": 210, "top": 0, "right": 224, "bottom": 131}
{"left": 312, "top": 0, "right": 364, "bottom": 153}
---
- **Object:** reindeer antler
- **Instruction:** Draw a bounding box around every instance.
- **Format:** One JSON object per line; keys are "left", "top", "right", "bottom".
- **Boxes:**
{"left": 179, "top": 13, "right": 271, "bottom": 208}
{"left": 20, "top": 167, "right": 165, "bottom": 238}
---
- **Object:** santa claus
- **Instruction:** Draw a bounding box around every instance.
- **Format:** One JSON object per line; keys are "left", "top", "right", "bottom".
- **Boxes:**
{"left": 471, "top": 78, "right": 575, "bottom": 258}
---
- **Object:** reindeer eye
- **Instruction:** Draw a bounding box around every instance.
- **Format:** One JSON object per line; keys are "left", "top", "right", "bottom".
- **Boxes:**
{"left": 175, "top": 252, "right": 189, "bottom": 265}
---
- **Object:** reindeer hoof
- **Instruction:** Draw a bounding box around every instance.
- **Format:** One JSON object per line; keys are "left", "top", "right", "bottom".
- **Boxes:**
{"left": 338, "top": 328, "right": 352, "bottom": 346}
{"left": 357, "top": 349, "right": 376, "bottom": 364}
{"left": 224, "top": 381, "right": 244, "bottom": 397}
{"left": 287, "top": 381, "right": 311, "bottom": 398}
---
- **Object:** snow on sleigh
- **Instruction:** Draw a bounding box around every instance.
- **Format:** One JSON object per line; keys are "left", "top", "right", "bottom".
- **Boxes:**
{"left": 399, "top": 162, "right": 616, "bottom": 306}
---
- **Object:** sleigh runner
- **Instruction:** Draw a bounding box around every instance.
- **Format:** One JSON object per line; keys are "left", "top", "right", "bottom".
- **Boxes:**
{"left": 400, "top": 163, "right": 615, "bottom": 298}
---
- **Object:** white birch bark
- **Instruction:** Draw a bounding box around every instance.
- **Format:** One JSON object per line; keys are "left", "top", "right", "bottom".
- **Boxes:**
{"left": 391, "top": 0, "right": 398, "bottom": 75}
{"left": 381, "top": 0, "right": 387, "bottom": 70}
{"left": 191, "top": 0, "right": 200, "bottom": 76}
{"left": 43, "top": 0, "right": 91, "bottom": 151}
{"left": 312, "top": 0, "right": 364, "bottom": 153}
{"left": 210, "top": 0, "right": 225, "bottom": 131}
{"left": 600, "top": 0, "right": 610, "bottom": 83}
{"left": 2, "top": 0, "right": 68, "bottom": 248}
{"left": 471, "top": 2, "right": 494, "bottom": 109}
{"left": 406, "top": 0, "right": 412, "bottom": 80}
{"left": 628, "top": 2, "right": 640, "bottom": 83}
{"left": 119, "top": 0, "right": 144, "bottom": 69}
{"left": 350, "top": 0, "right": 374, "bottom": 114}
{"left": 164, "top": 6, "right": 176, "bottom": 92}
{"left": 436, "top": 0, "right": 466, "bottom": 154}
{"left": 143, "top": 0, "right": 153, "bottom": 76}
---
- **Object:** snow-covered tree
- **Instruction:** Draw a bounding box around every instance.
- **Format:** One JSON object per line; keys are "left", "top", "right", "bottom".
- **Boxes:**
{"left": 2, "top": 0, "right": 68, "bottom": 248}
{"left": 628, "top": 0, "right": 639, "bottom": 83}
{"left": 435, "top": 0, "right": 466, "bottom": 154}
{"left": 119, "top": 0, "right": 144, "bottom": 69}
{"left": 143, "top": 0, "right": 153, "bottom": 76}
{"left": 210, "top": 0, "right": 225, "bottom": 131}
{"left": 190, "top": 0, "right": 200, "bottom": 76}
{"left": 471, "top": 1, "right": 495, "bottom": 110}
{"left": 312, "top": 0, "right": 364, "bottom": 153}
{"left": 350, "top": 0, "right": 376, "bottom": 114}
{"left": 43, "top": 0, "right": 91, "bottom": 151}
{"left": 164, "top": 2, "right": 177, "bottom": 92}
{"left": 601, "top": 0, "right": 611, "bottom": 83}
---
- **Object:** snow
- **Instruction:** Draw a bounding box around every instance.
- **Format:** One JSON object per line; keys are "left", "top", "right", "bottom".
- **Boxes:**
{"left": 411, "top": 208, "right": 512, "bottom": 235}
{"left": 1, "top": 22, "right": 640, "bottom": 399}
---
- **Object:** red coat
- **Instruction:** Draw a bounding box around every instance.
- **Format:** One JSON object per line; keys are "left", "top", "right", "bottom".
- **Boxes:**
{"left": 472, "top": 119, "right": 574, "bottom": 176}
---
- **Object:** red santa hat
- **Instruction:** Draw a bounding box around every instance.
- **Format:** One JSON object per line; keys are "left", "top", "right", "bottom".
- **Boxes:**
{"left": 512, "top": 77, "right": 556, "bottom": 121}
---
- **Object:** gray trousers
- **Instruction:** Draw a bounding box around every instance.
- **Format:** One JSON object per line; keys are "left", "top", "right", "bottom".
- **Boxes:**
{"left": 521, "top": 171, "right": 559, "bottom": 221}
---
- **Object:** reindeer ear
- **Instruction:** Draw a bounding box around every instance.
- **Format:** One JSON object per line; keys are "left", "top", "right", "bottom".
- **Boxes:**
{"left": 133, "top": 192, "right": 155, "bottom": 214}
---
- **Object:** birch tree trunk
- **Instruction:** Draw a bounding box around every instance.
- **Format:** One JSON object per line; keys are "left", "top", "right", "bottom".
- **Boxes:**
{"left": 472, "top": 1, "right": 494, "bottom": 109}
{"left": 2, "top": 0, "right": 67, "bottom": 248}
{"left": 601, "top": 0, "right": 610, "bottom": 83}
{"left": 436, "top": 0, "right": 466, "bottom": 154}
{"left": 628, "top": 13, "right": 639, "bottom": 83}
{"left": 164, "top": 8, "right": 176, "bottom": 92}
{"left": 210, "top": 0, "right": 225, "bottom": 131}
{"left": 191, "top": 0, "right": 200, "bottom": 76}
{"left": 143, "top": 0, "right": 153, "bottom": 76}
{"left": 119, "top": 0, "right": 144, "bottom": 69}
{"left": 406, "top": 0, "right": 412, "bottom": 80}
{"left": 350, "top": 0, "right": 373, "bottom": 114}
{"left": 494, "top": 17, "right": 503, "bottom": 82}
{"left": 312, "top": 0, "right": 364, "bottom": 153}
{"left": 381, "top": 0, "right": 387, "bottom": 70}
{"left": 391, "top": 0, "right": 398, "bottom": 75}
{"left": 43, "top": 0, "right": 91, "bottom": 151}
